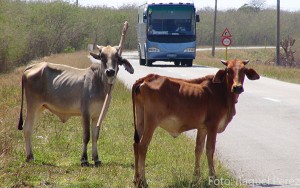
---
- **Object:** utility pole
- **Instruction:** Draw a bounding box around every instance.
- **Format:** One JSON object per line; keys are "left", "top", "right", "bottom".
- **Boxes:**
{"left": 212, "top": 0, "right": 217, "bottom": 57}
{"left": 76, "top": 0, "right": 78, "bottom": 6}
{"left": 276, "top": 0, "right": 280, "bottom": 65}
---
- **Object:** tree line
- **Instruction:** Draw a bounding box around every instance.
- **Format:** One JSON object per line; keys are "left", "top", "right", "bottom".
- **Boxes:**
{"left": 198, "top": 7, "right": 300, "bottom": 47}
{"left": 0, "top": 0, "right": 299, "bottom": 72}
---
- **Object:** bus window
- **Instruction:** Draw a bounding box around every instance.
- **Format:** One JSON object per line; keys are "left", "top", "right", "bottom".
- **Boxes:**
{"left": 147, "top": 6, "right": 195, "bottom": 36}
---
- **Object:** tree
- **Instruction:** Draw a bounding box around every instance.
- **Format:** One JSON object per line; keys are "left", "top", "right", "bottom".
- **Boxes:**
{"left": 239, "top": 0, "right": 266, "bottom": 12}
{"left": 249, "top": 0, "right": 266, "bottom": 11}
{"left": 280, "top": 35, "right": 296, "bottom": 66}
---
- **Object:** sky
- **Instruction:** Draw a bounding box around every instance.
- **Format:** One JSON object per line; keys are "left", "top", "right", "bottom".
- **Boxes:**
{"left": 75, "top": 0, "right": 300, "bottom": 11}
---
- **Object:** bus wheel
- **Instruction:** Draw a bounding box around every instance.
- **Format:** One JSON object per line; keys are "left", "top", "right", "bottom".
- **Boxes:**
{"left": 174, "top": 61, "right": 180, "bottom": 66}
{"left": 138, "top": 48, "right": 146, "bottom": 65}
{"left": 186, "top": 60, "right": 193, "bottom": 67}
{"left": 181, "top": 60, "right": 192, "bottom": 67}
{"left": 140, "top": 58, "right": 146, "bottom": 66}
{"left": 146, "top": 59, "right": 152, "bottom": 66}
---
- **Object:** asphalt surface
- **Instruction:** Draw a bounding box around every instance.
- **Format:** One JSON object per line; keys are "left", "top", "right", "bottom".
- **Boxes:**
{"left": 93, "top": 51, "right": 300, "bottom": 187}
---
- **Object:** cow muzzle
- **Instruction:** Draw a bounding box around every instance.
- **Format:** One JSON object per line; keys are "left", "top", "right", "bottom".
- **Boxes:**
{"left": 232, "top": 85, "right": 244, "bottom": 94}
{"left": 105, "top": 68, "right": 117, "bottom": 84}
{"left": 105, "top": 69, "right": 116, "bottom": 77}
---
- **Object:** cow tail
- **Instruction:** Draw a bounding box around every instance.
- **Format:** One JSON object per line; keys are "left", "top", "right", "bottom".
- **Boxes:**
{"left": 132, "top": 82, "right": 140, "bottom": 144}
{"left": 18, "top": 75, "right": 24, "bottom": 130}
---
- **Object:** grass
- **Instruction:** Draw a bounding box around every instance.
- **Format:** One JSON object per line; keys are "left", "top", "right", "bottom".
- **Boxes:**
{"left": 196, "top": 48, "right": 300, "bottom": 84}
{"left": 1, "top": 48, "right": 299, "bottom": 187}
{"left": 0, "top": 51, "right": 244, "bottom": 187}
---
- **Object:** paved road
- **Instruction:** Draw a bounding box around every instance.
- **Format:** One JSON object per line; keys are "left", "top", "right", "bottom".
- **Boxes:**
{"left": 100, "top": 51, "right": 300, "bottom": 187}
{"left": 196, "top": 46, "right": 275, "bottom": 52}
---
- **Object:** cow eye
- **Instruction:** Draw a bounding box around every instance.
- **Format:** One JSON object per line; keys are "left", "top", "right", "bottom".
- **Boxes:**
{"left": 100, "top": 54, "right": 107, "bottom": 63}
{"left": 227, "top": 69, "right": 233, "bottom": 75}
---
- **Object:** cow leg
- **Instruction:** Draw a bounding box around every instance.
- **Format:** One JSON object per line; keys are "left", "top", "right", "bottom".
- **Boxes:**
{"left": 81, "top": 114, "right": 90, "bottom": 167}
{"left": 137, "top": 133, "right": 154, "bottom": 188}
{"left": 133, "top": 142, "right": 139, "bottom": 185}
{"left": 23, "top": 104, "right": 41, "bottom": 162}
{"left": 133, "top": 103, "right": 144, "bottom": 186}
{"left": 194, "top": 129, "right": 207, "bottom": 176}
{"left": 206, "top": 130, "right": 217, "bottom": 178}
{"left": 23, "top": 111, "right": 35, "bottom": 162}
{"left": 137, "top": 116, "right": 156, "bottom": 188}
{"left": 91, "top": 118, "right": 101, "bottom": 167}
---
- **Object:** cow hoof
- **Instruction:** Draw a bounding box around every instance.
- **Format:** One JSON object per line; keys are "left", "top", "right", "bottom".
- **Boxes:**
{"left": 136, "top": 179, "right": 148, "bottom": 188}
{"left": 94, "top": 161, "right": 102, "bottom": 167}
{"left": 81, "top": 161, "right": 90, "bottom": 167}
{"left": 193, "top": 169, "right": 200, "bottom": 177}
{"left": 26, "top": 154, "right": 34, "bottom": 162}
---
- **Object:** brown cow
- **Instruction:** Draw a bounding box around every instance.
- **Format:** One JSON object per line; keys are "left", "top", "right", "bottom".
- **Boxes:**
{"left": 132, "top": 59, "right": 260, "bottom": 187}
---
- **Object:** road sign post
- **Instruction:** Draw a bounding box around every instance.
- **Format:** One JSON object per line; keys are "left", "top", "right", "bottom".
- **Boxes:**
{"left": 221, "top": 28, "right": 232, "bottom": 60}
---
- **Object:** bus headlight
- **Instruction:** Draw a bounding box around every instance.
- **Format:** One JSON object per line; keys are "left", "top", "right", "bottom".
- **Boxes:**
{"left": 148, "top": 47, "right": 160, "bottom": 52}
{"left": 184, "top": 48, "right": 195, "bottom": 52}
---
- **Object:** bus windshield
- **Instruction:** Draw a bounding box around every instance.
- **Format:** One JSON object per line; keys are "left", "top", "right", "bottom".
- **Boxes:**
{"left": 147, "top": 5, "right": 195, "bottom": 36}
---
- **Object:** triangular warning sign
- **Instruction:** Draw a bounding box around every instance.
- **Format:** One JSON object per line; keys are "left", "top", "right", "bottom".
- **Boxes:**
{"left": 222, "top": 28, "right": 232, "bottom": 37}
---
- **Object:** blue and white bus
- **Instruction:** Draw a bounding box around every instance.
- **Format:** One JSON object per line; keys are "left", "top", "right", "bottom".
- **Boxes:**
{"left": 137, "top": 0, "right": 200, "bottom": 66}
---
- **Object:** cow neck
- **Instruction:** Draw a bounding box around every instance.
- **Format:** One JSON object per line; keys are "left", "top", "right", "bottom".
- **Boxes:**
{"left": 92, "top": 65, "right": 111, "bottom": 94}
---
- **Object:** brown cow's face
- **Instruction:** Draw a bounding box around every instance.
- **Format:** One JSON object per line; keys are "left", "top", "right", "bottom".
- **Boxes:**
{"left": 213, "top": 59, "right": 260, "bottom": 94}
{"left": 90, "top": 45, "right": 134, "bottom": 84}
{"left": 225, "top": 59, "right": 248, "bottom": 94}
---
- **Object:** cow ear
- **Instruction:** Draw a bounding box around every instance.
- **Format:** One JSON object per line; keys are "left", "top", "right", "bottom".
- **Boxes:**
{"left": 120, "top": 58, "right": 134, "bottom": 74}
{"left": 97, "top": 45, "right": 104, "bottom": 53}
{"left": 245, "top": 68, "right": 260, "bottom": 80}
{"left": 212, "top": 69, "right": 226, "bottom": 83}
{"left": 90, "top": 52, "right": 101, "bottom": 60}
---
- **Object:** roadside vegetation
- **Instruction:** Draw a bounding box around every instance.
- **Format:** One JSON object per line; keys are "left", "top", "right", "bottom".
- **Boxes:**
{"left": 196, "top": 49, "right": 300, "bottom": 84}
{"left": 0, "top": 51, "right": 244, "bottom": 187}
{"left": 0, "top": 1, "right": 300, "bottom": 187}
{"left": 1, "top": 0, "right": 300, "bottom": 73}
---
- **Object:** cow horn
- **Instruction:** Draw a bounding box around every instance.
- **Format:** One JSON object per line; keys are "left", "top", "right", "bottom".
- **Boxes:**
{"left": 118, "top": 21, "right": 129, "bottom": 56}
{"left": 221, "top": 60, "right": 227, "bottom": 66}
{"left": 243, "top": 60, "right": 249, "bottom": 65}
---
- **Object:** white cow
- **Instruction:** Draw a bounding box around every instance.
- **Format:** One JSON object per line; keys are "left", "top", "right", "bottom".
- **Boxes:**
{"left": 18, "top": 45, "right": 134, "bottom": 166}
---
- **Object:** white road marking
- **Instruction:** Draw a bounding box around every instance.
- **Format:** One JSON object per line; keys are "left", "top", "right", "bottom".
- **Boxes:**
{"left": 263, "top": 97, "right": 281, "bottom": 102}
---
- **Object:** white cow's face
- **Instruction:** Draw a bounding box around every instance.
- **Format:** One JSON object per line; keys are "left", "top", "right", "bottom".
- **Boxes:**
{"left": 90, "top": 45, "right": 134, "bottom": 85}
{"left": 99, "top": 46, "right": 119, "bottom": 84}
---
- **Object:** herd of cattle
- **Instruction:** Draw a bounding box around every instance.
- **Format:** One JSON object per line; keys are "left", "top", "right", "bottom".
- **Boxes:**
{"left": 17, "top": 44, "right": 259, "bottom": 187}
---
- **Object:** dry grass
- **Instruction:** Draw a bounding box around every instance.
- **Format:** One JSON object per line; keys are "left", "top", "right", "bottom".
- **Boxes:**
{"left": 1, "top": 51, "right": 244, "bottom": 187}
{"left": 196, "top": 48, "right": 300, "bottom": 84}
{"left": 0, "top": 51, "right": 92, "bottom": 167}
{"left": 32, "top": 51, "right": 92, "bottom": 68}
{"left": 2, "top": 48, "right": 299, "bottom": 187}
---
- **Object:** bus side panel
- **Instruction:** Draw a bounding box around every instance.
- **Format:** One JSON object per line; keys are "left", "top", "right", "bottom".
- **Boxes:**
{"left": 137, "top": 23, "right": 147, "bottom": 59}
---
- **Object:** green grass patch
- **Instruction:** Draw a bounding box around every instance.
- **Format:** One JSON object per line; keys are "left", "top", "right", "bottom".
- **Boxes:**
{"left": 5, "top": 47, "right": 299, "bottom": 187}
{"left": 0, "top": 76, "right": 244, "bottom": 187}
